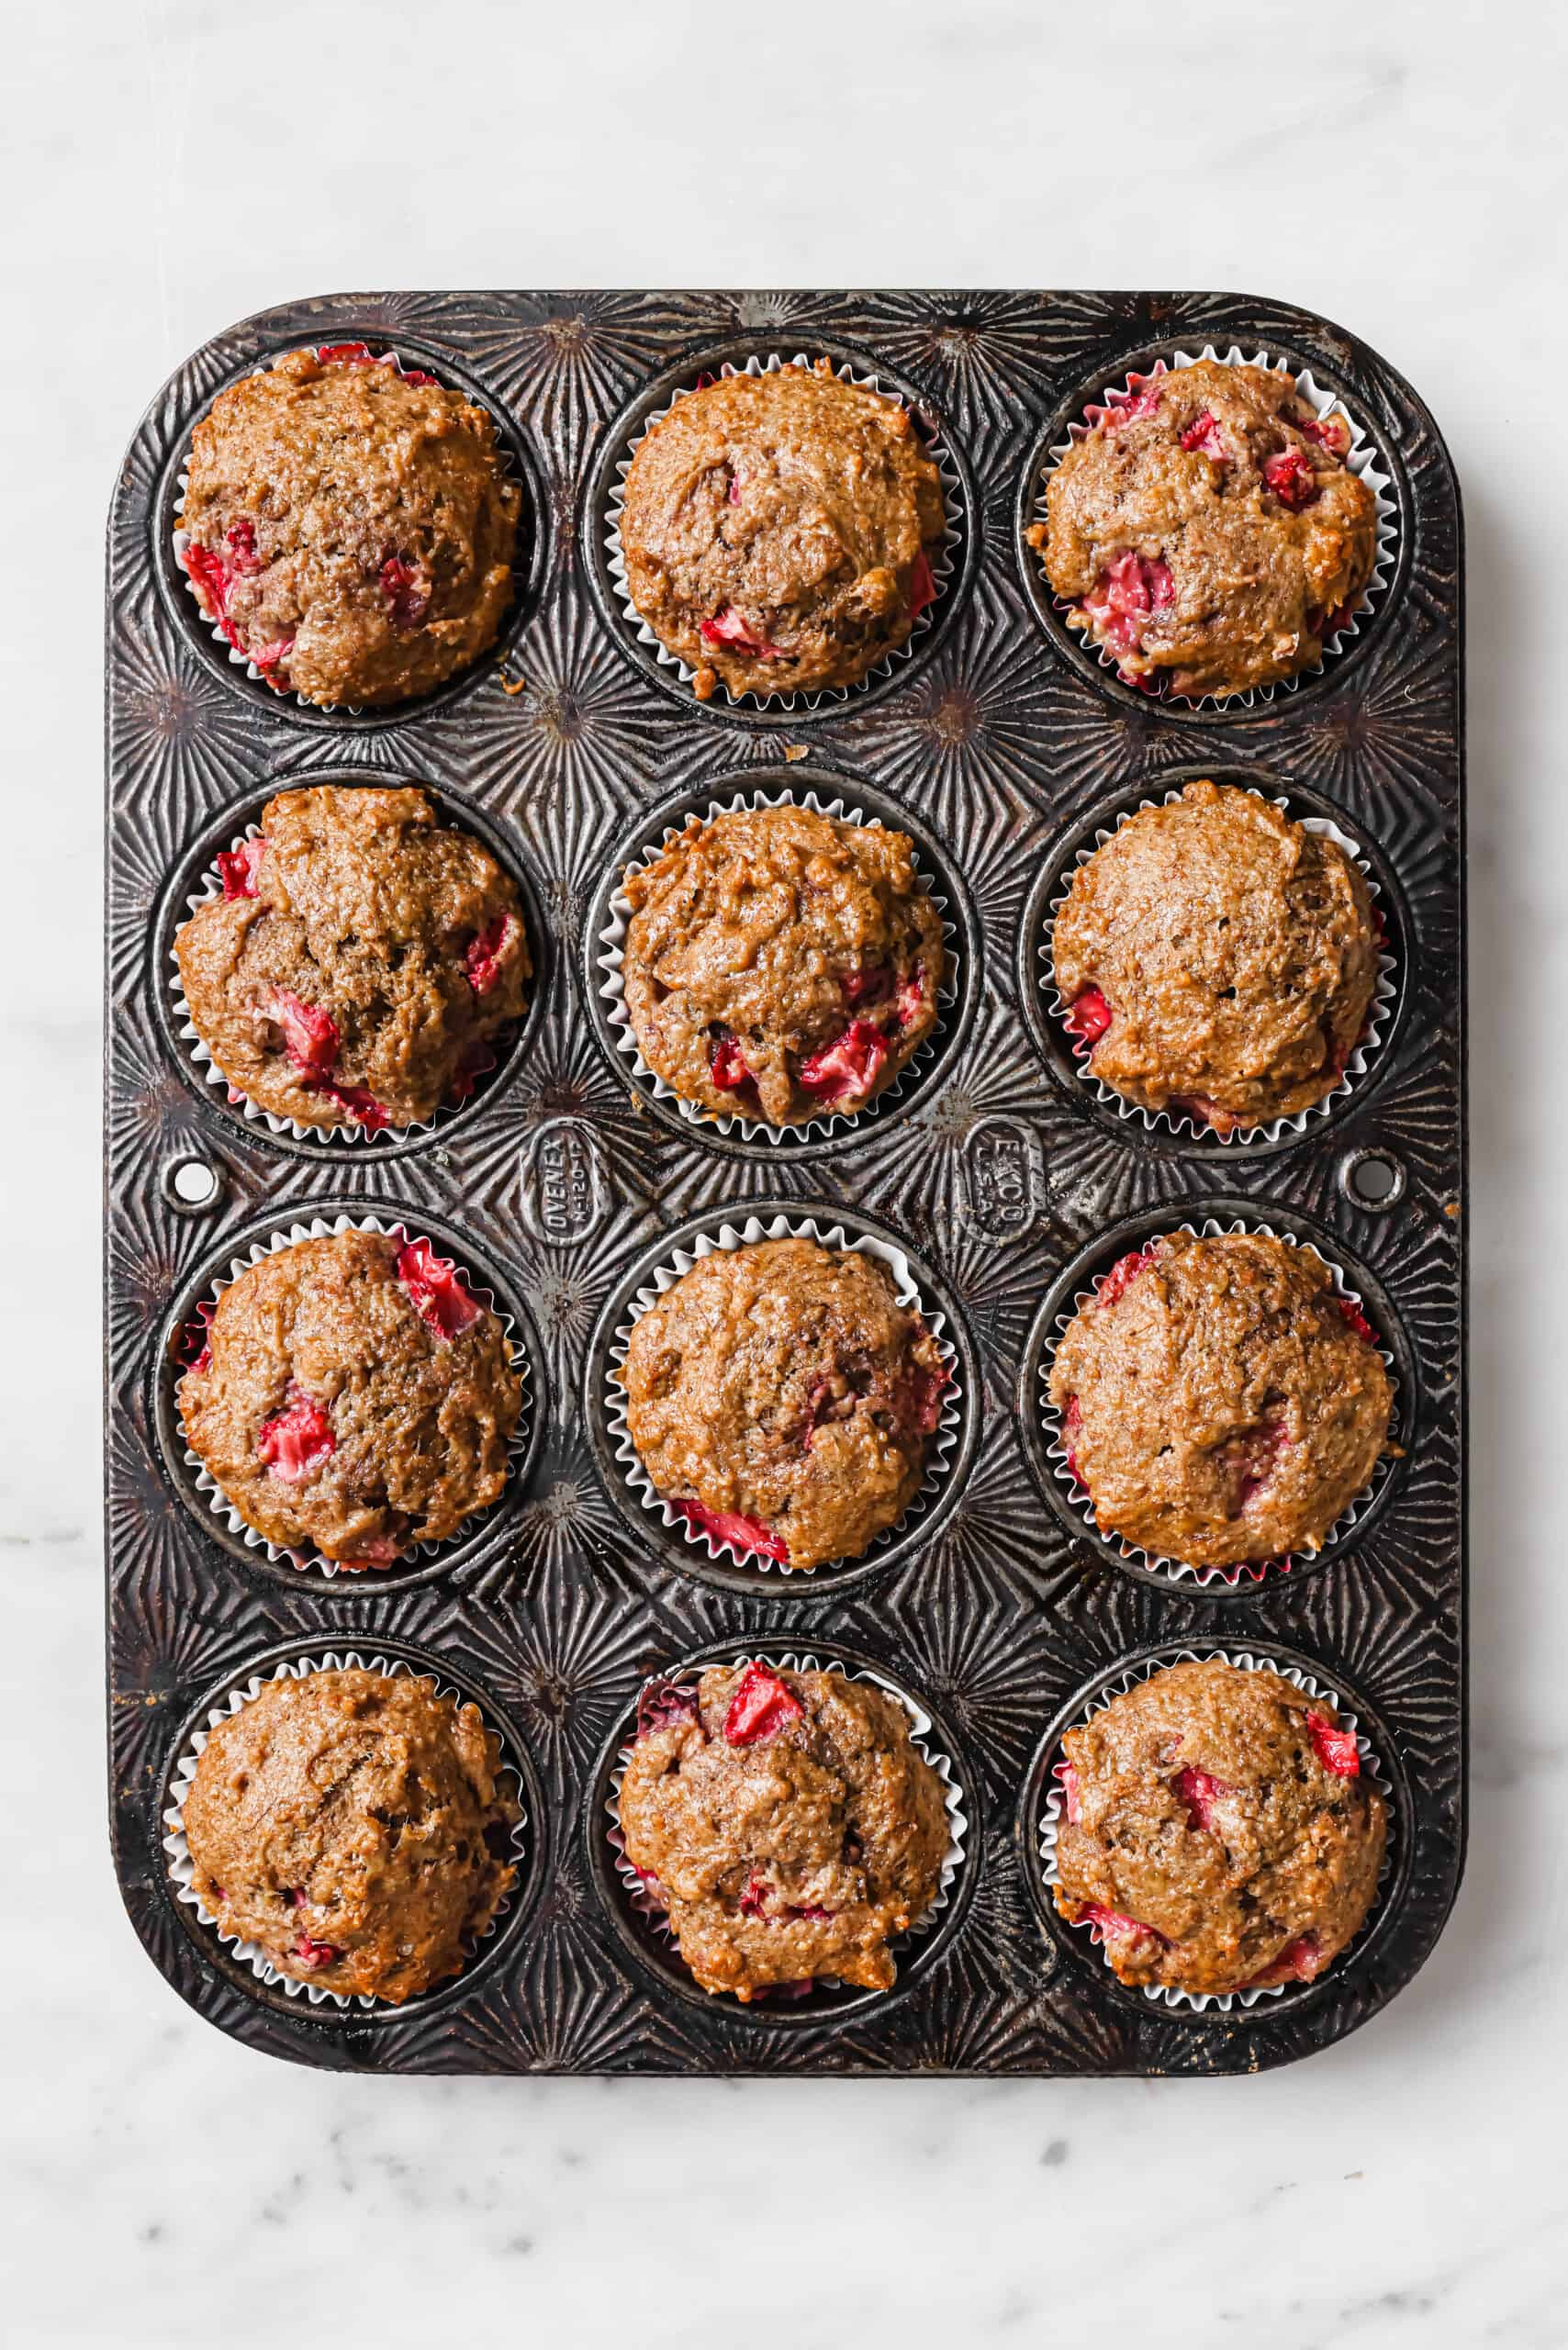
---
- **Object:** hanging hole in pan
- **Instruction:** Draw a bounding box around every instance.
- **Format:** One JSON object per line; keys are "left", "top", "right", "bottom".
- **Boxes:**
{"left": 1340, "top": 1148, "right": 1406, "bottom": 1212}
{"left": 162, "top": 1154, "right": 225, "bottom": 1214}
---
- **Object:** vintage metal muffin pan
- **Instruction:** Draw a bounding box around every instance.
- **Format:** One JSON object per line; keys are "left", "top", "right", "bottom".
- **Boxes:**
{"left": 105, "top": 289, "right": 1465, "bottom": 2076}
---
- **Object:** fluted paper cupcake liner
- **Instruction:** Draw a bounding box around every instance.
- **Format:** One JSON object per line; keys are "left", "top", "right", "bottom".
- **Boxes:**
{"left": 607, "top": 1651, "right": 968, "bottom": 1999}
{"left": 162, "top": 1648, "right": 528, "bottom": 2011}
{"left": 173, "top": 341, "right": 521, "bottom": 715}
{"left": 1039, "top": 1646, "right": 1394, "bottom": 2014}
{"left": 1039, "top": 1217, "right": 1398, "bottom": 1589}
{"left": 1042, "top": 787, "right": 1397, "bottom": 1145}
{"left": 596, "top": 784, "right": 960, "bottom": 1143}
{"left": 174, "top": 1213, "right": 530, "bottom": 1578}
{"left": 606, "top": 1213, "right": 962, "bottom": 1575}
{"left": 605, "top": 352, "right": 962, "bottom": 711}
{"left": 167, "top": 817, "right": 509, "bottom": 1147}
{"left": 1031, "top": 345, "right": 1397, "bottom": 711}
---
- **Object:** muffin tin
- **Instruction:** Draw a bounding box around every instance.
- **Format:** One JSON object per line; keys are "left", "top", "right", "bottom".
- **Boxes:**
{"left": 105, "top": 289, "right": 1465, "bottom": 2076}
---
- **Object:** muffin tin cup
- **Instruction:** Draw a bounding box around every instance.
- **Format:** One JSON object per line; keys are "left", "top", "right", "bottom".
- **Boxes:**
{"left": 161, "top": 1646, "right": 532, "bottom": 2014}
{"left": 602, "top": 1648, "right": 969, "bottom": 2020}
{"left": 170, "top": 338, "right": 535, "bottom": 720}
{"left": 600, "top": 1210, "right": 967, "bottom": 1583}
{"left": 1021, "top": 342, "right": 1398, "bottom": 713}
{"left": 1034, "top": 1215, "right": 1402, "bottom": 1593}
{"left": 162, "top": 778, "right": 545, "bottom": 1155}
{"left": 601, "top": 348, "right": 965, "bottom": 715}
{"left": 1035, "top": 1645, "right": 1396, "bottom": 2017}
{"left": 1033, "top": 778, "right": 1398, "bottom": 1150}
{"left": 593, "top": 778, "right": 964, "bottom": 1148}
{"left": 170, "top": 1212, "right": 533, "bottom": 1582}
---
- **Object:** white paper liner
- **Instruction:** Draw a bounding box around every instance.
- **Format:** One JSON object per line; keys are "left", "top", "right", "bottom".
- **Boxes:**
{"left": 175, "top": 1214, "right": 530, "bottom": 1578}
{"left": 1042, "top": 787, "right": 1397, "bottom": 1145}
{"left": 606, "top": 1651, "right": 968, "bottom": 2000}
{"left": 597, "top": 785, "right": 959, "bottom": 1143}
{"left": 606, "top": 1213, "right": 962, "bottom": 1575}
{"left": 167, "top": 817, "right": 513, "bottom": 1147}
{"left": 605, "top": 352, "right": 963, "bottom": 711}
{"left": 162, "top": 1649, "right": 528, "bottom": 2011}
{"left": 1031, "top": 345, "right": 1397, "bottom": 710}
{"left": 1039, "top": 1646, "right": 1394, "bottom": 2014}
{"left": 173, "top": 341, "right": 521, "bottom": 714}
{"left": 1040, "top": 1217, "right": 1398, "bottom": 1588}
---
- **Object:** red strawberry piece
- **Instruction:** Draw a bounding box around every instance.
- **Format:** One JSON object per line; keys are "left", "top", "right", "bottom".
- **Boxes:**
{"left": 841, "top": 964, "right": 893, "bottom": 1010}
{"left": 798, "top": 1018, "right": 889, "bottom": 1104}
{"left": 1063, "top": 985, "right": 1113, "bottom": 1048}
{"left": 465, "top": 912, "right": 513, "bottom": 996}
{"left": 342, "top": 1533, "right": 404, "bottom": 1568}
{"left": 708, "top": 1032, "right": 757, "bottom": 1095}
{"left": 288, "top": 1888, "right": 308, "bottom": 1907}
{"left": 722, "top": 1662, "right": 806, "bottom": 1745}
{"left": 1062, "top": 1393, "right": 1084, "bottom": 1487}
{"left": 1305, "top": 1710, "right": 1361, "bottom": 1777}
{"left": 318, "top": 1080, "right": 390, "bottom": 1134}
{"left": 693, "top": 371, "right": 717, "bottom": 391}
{"left": 669, "top": 1497, "right": 789, "bottom": 1565}
{"left": 249, "top": 636, "right": 295, "bottom": 685}
{"left": 1338, "top": 1297, "right": 1378, "bottom": 1348}
{"left": 292, "top": 1930, "right": 342, "bottom": 1969}
{"left": 738, "top": 1872, "right": 772, "bottom": 1919}
{"left": 1058, "top": 1762, "right": 1082, "bottom": 1824}
{"left": 183, "top": 1299, "right": 217, "bottom": 1375}
{"left": 786, "top": 1904, "right": 835, "bottom": 1923}
{"left": 182, "top": 539, "right": 231, "bottom": 620}
{"left": 380, "top": 553, "right": 430, "bottom": 634}
{"left": 1296, "top": 408, "right": 1351, "bottom": 458}
{"left": 767, "top": 1977, "right": 816, "bottom": 2000}
{"left": 396, "top": 1237, "right": 481, "bottom": 1340}
{"left": 635, "top": 1679, "right": 700, "bottom": 1740}
{"left": 1237, "top": 1420, "right": 1291, "bottom": 1509}
{"left": 1088, "top": 372, "right": 1164, "bottom": 429}
{"left": 318, "top": 341, "right": 374, "bottom": 365}
{"left": 1172, "top": 1765, "right": 1233, "bottom": 1831}
{"left": 400, "top": 368, "right": 440, "bottom": 388}
{"left": 225, "top": 519, "right": 263, "bottom": 576}
{"left": 267, "top": 990, "right": 340, "bottom": 1080}
{"left": 1264, "top": 445, "right": 1319, "bottom": 510}
{"left": 256, "top": 1385, "right": 335, "bottom": 1482}
{"left": 699, "top": 606, "right": 785, "bottom": 658}
{"left": 895, "top": 964, "right": 925, "bottom": 1030}
{"left": 1314, "top": 598, "right": 1357, "bottom": 640}
{"left": 908, "top": 548, "right": 937, "bottom": 618}
{"left": 1096, "top": 1246, "right": 1156, "bottom": 1310}
{"left": 898, "top": 1358, "right": 948, "bottom": 1437}
{"left": 1081, "top": 551, "right": 1175, "bottom": 655}
{"left": 1246, "top": 1932, "right": 1325, "bottom": 1988}
{"left": 1180, "top": 410, "right": 1227, "bottom": 461}
{"left": 728, "top": 473, "right": 743, "bottom": 504}
{"left": 447, "top": 1044, "right": 494, "bottom": 1106}
{"left": 1078, "top": 1902, "right": 1164, "bottom": 1952}
{"left": 217, "top": 834, "right": 266, "bottom": 900}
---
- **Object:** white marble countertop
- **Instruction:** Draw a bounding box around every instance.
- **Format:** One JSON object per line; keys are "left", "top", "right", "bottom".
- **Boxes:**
{"left": 4, "top": 2, "right": 1563, "bottom": 2343}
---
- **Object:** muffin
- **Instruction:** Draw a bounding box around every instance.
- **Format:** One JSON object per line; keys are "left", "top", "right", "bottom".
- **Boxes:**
{"left": 1053, "top": 1658, "right": 1386, "bottom": 1997}
{"left": 1048, "top": 1231, "right": 1392, "bottom": 1570}
{"left": 1027, "top": 358, "right": 1378, "bottom": 699}
{"left": 183, "top": 1666, "right": 519, "bottom": 2003}
{"left": 617, "top": 1237, "right": 947, "bottom": 1571}
{"left": 178, "top": 1228, "right": 521, "bottom": 1566}
{"left": 1052, "top": 781, "right": 1380, "bottom": 1134}
{"left": 617, "top": 1662, "right": 948, "bottom": 1998}
{"left": 178, "top": 346, "right": 520, "bottom": 708}
{"left": 620, "top": 804, "right": 945, "bottom": 1126}
{"left": 618, "top": 359, "right": 946, "bottom": 701}
{"left": 175, "top": 784, "right": 531, "bottom": 1135}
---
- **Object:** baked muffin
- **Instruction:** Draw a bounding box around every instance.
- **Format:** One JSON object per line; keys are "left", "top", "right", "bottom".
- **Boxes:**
{"left": 617, "top": 1662, "right": 948, "bottom": 1998}
{"left": 1053, "top": 1658, "right": 1386, "bottom": 1997}
{"left": 1052, "top": 781, "right": 1379, "bottom": 1134}
{"left": 183, "top": 1666, "right": 519, "bottom": 2002}
{"left": 621, "top": 804, "right": 945, "bottom": 1126}
{"left": 617, "top": 1237, "right": 947, "bottom": 1571}
{"left": 1027, "top": 359, "right": 1378, "bottom": 699}
{"left": 175, "top": 784, "right": 530, "bottom": 1135}
{"left": 178, "top": 1229, "right": 521, "bottom": 1566}
{"left": 619, "top": 359, "right": 946, "bottom": 701}
{"left": 1048, "top": 1231, "right": 1392, "bottom": 1570}
{"left": 178, "top": 346, "right": 520, "bottom": 708}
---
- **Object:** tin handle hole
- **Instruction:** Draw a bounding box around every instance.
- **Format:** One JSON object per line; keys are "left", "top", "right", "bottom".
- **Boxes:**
{"left": 163, "top": 1155, "right": 224, "bottom": 1214}
{"left": 1339, "top": 1149, "right": 1405, "bottom": 1211}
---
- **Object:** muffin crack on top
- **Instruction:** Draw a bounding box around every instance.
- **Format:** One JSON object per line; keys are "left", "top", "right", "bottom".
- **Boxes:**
{"left": 620, "top": 802, "right": 946, "bottom": 1127}
{"left": 175, "top": 784, "right": 531, "bottom": 1135}
{"left": 1049, "top": 1230, "right": 1394, "bottom": 1571}
{"left": 618, "top": 359, "right": 946, "bottom": 701}
{"left": 178, "top": 1228, "right": 522, "bottom": 1566}
{"left": 1027, "top": 358, "right": 1379, "bottom": 699}
{"left": 178, "top": 345, "right": 520, "bottom": 708}
{"left": 182, "top": 1666, "right": 520, "bottom": 2004}
{"left": 1053, "top": 1659, "right": 1386, "bottom": 1998}
{"left": 617, "top": 1237, "right": 948, "bottom": 1571}
{"left": 1052, "top": 779, "right": 1382, "bottom": 1134}
{"left": 616, "top": 1662, "right": 949, "bottom": 1999}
